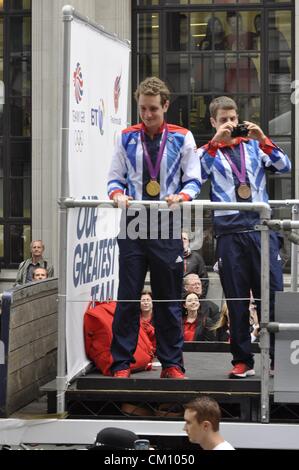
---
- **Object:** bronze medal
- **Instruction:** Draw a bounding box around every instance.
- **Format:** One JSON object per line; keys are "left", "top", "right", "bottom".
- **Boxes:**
{"left": 237, "top": 183, "right": 251, "bottom": 199}
{"left": 146, "top": 180, "right": 160, "bottom": 197}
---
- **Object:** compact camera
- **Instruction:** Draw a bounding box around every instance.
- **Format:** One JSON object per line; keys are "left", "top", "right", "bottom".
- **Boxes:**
{"left": 231, "top": 123, "right": 249, "bottom": 138}
{"left": 134, "top": 439, "right": 151, "bottom": 450}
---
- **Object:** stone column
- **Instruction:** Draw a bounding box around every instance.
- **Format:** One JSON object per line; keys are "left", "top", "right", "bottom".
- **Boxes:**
{"left": 31, "top": 0, "right": 96, "bottom": 271}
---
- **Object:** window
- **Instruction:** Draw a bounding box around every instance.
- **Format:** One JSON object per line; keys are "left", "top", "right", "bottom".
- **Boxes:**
{"left": 132, "top": 0, "right": 294, "bottom": 269}
{"left": 0, "top": 1, "right": 31, "bottom": 267}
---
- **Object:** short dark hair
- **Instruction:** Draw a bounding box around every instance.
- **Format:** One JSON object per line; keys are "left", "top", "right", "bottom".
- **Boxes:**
{"left": 134, "top": 76, "right": 170, "bottom": 106}
{"left": 209, "top": 96, "right": 238, "bottom": 120}
{"left": 184, "top": 396, "right": 221, "bottom": 432}
{"left": 226, "top": 11, "right": 242, "bottom": 22}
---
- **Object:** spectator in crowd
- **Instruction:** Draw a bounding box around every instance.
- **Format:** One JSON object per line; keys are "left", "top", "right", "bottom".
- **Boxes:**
{"left": 182, "top": 231, "right": 209, "bottom": 298}
{"left": 107, "top": 76, "right": 201, "bottom": 379}
{"left": 32, "top": 267, "right": 48, "bottom": 281}
{"left": 249, "top": 300, "right": 260, "bottom": 343}
{"left": 199, "top": 96, "right": 291, "bottom": 378}
{"left": 183, "top": 273, "right": 203, "bottom": 298}
{"left": 182, "top": 292, "right": 219, "bottom": 342}
{"left": 14, "top": 240, "right": 54, "bottom": 286}
{"left": 184, "top": 396, "right": 235, "bottom": 450}
{"left": 196, "top": 16, "right": 226, "bottom": 130}
{"left": 140, "top": 290, "right": 156, "bottom": 352}
{"left": 210, "top": 302, "right": 230, "bottom": 342}
{"left": 224, "top": 11, "right": 259, "bottom": 94}
{"left": 199, "top": 16, "right": 226, "bottom": 51}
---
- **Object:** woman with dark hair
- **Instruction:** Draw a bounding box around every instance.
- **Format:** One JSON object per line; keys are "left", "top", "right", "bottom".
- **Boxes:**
{"left": 182, "top": 292, "right": 219, "bottom": 342}
{"left": 140, "top": 290, "right": 156, "bottom": 352}
{"left": 200, "top": 16, "right": 225, "bottom": 51}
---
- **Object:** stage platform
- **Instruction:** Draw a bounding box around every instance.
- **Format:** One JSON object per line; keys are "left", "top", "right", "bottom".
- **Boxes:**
{"left": 40, "top": 345, "right": 299, "bottom": 424}
{"left": 43, "top": 351, "right": 270, "bottom": 422}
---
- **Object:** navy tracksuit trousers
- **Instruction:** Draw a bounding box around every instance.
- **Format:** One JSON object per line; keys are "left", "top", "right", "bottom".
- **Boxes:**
{"left": 111, "top": 213, "right": 184, "bottom": 373}
{"left": 216, "top": 231, "right": 283, "bottom": 369}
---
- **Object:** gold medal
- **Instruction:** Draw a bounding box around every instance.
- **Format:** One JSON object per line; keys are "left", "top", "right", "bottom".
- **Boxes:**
{"left": 146, "top": 180, "right": 160, "bottom": 197}
{"left": 237, "top": 183, "right": 251, "bottom": 199}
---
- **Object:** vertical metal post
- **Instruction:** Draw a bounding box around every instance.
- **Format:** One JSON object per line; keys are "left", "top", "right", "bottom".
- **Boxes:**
{"left": 291, "top": 204, "right": 298, "bottom": 292}
{"left": 56, "top": 6, "right": 74, "bottom": 415}
{"left": 260, "top": 207, "right": 271, "bottom": 423}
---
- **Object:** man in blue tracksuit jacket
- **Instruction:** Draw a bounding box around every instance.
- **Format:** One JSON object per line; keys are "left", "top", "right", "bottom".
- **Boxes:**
{"left": 199, "top": 96, "right": 291, "bottom": 378}
{"left": 107, "top": 77, "right": 201, "bottom": 378}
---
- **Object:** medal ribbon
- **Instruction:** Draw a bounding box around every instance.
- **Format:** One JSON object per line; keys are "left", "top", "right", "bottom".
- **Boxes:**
{"left": 141, "top": 123, "right": 168, "bottom": 181}
{"left": 222, "top": 143, "right": 247, "bottom": 185}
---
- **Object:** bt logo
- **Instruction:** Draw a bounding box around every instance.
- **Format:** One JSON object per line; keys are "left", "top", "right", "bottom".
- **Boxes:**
{"left": 91, "top": 99, "right": 105, "bottom": 135}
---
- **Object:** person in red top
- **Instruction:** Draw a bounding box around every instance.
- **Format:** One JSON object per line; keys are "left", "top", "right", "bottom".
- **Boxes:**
{"left": 183, "top": 292, "right": 219, "bottom": 342}
{"left": 140, "top": 290, "right": 156, "bottom": 353}
{"left": 224, "top": 11, "right": 259, "bottom": 94}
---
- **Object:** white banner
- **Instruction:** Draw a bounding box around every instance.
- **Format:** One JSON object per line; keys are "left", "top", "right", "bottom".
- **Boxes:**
{"left": 65, "top": 18, "right": 130, "bottom": 380}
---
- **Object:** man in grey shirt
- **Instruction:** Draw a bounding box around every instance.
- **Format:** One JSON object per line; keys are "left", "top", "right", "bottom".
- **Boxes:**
{"left": 14, "top": 240, "right": 54, "bottom": 285}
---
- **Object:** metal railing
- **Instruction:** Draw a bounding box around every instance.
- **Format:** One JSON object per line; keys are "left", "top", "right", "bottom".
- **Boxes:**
{"left": 57, "top": 197, "right": 299, "bottom": 423}
{"left": 268, "top": 200, "right": 299, "bottom": 292}
{"left": 58, "top": 198, "right": 271, "bottom": 419}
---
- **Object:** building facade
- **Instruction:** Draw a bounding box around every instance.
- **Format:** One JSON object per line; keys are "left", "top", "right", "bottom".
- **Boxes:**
{"left": 0, "top": 0, "right": 297, "bottom": 287}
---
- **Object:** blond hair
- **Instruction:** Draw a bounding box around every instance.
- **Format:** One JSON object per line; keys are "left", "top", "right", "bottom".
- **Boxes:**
{"left": 210, "top": 302, "right": 229, "bottom": 331}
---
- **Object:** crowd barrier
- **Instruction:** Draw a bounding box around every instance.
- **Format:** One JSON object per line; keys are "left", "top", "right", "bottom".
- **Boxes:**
{"left": 0, "top": 278, "right": 58, "bottom": 417}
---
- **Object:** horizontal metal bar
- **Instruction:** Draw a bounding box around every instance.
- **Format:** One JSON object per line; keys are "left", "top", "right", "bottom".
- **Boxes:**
{"left": 60, "top": 198, "right": 299, "bottom": 210}
{"left": 60, "top": 198, "right": 271, "bottom": 215}
{"left": 62, "top": 6, "right": 130, "bottom": 47}
{"left": 268, "top": 200, "right": 299, "bottom": 207}
{"left": 267, "top": 322, "right": 299, "bottom": 333}
{"left": 265, "top": 220, "right": 299, "bottom": 230}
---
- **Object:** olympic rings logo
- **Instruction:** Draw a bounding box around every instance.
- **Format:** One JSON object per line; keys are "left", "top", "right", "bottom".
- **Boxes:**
{"left": 74, "top": 129, "right": 84, "bottom": 152}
